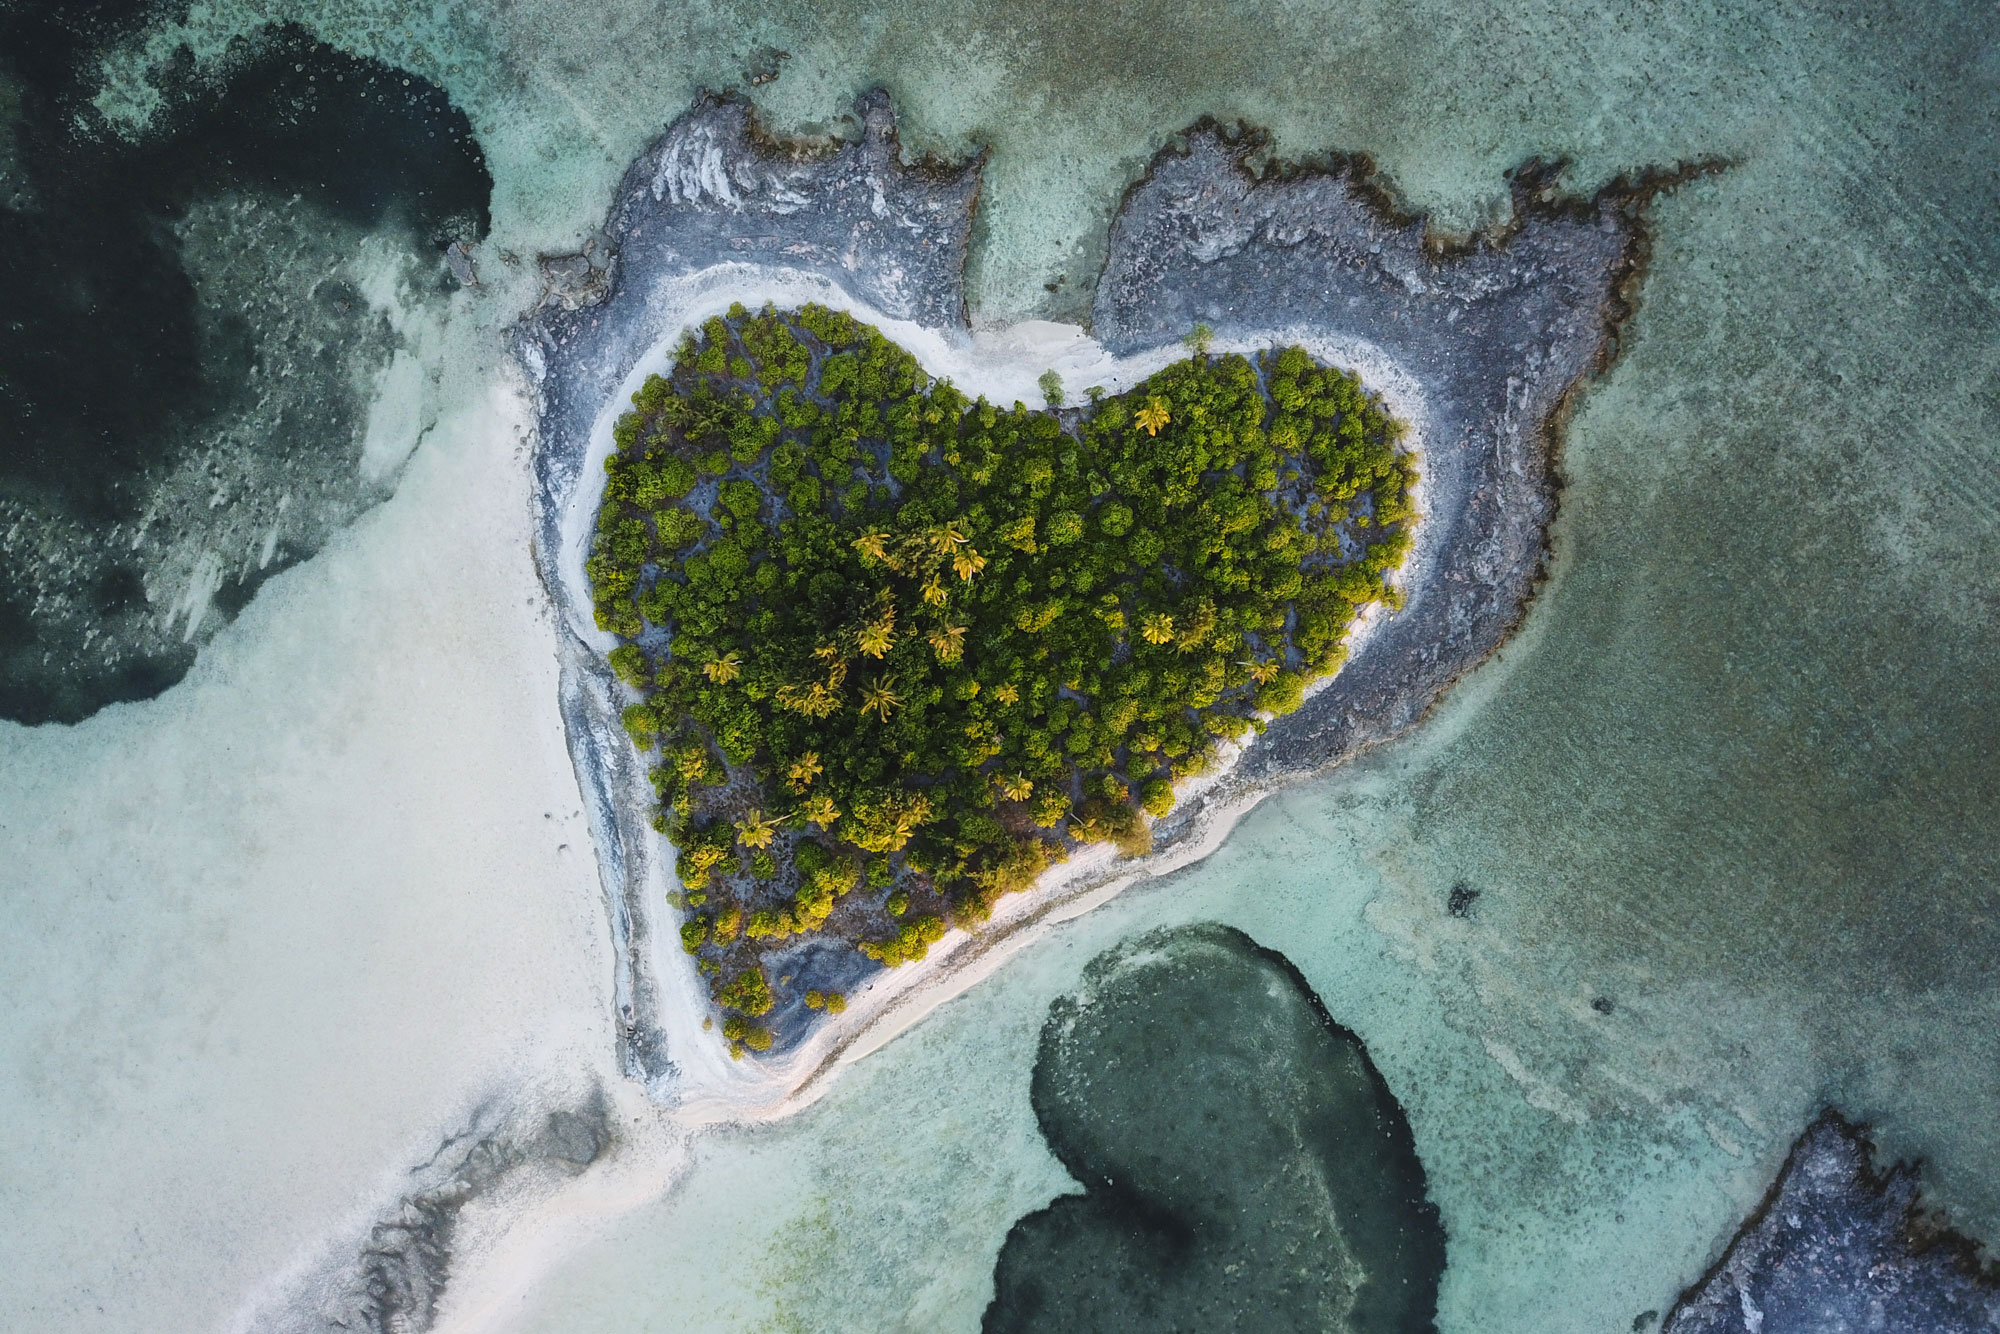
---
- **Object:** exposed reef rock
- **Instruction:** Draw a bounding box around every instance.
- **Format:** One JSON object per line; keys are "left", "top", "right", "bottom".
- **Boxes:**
{"left": 1096, "top": 133, "right": 1705, "bottom": 796}
{"left": 1665, "top": 1112, "right": 2000, "bottom": 1333}
{"left": 984, "top": 924, "right": 1444, "bottom": 1332}
{"left": 518, "top": 93, "right": 1680, "bottom": 1079}
{"left": 249, "top": 1089, "right": 612, "bottom": 1333}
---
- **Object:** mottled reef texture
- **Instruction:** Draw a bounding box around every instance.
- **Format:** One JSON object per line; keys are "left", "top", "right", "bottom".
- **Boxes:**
{"left": 0, "top": 14, "right": 490, "bottom": 724}
{"left": 1664, "top": 1112, "right": 2000, "bottom": 1334}
{"left": 518, "top": 94, "right": 1679, "bottom": 1073}
{"left": 985, "top": 924, "right": 1444, "bottom": 1333}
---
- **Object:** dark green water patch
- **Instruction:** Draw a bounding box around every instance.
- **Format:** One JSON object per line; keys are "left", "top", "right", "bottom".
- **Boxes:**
{"left": 985, "top": 923, "right": 1444, "bottom": 1333}
{"left": 0, "top": 3, "right": 491, "bottom": 724}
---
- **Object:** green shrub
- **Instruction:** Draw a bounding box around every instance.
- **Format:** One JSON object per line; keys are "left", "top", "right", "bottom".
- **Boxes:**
{"left": 718, "top": 967, "right": 773, "bottom": 1015}
{"left": 1257, "top": 671, "right": 1308, "bottom": 716}
{"left": 608, "top": 644, "right": 650, "bottom": 687}
{"left": 860, "top": 915, "right": 947, "bottom": 966}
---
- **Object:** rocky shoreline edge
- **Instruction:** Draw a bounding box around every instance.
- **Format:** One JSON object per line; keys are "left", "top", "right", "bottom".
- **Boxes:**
{"left": 1663, "top": 1112, "right": 2000, "bottom": 1331}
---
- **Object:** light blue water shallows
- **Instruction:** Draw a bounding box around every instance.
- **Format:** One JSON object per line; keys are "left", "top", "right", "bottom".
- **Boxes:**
{"left": 72, "top": 0, "right": 2000, "bottom": 1328}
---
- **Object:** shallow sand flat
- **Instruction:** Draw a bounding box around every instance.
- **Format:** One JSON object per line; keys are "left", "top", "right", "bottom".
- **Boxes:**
{"left": 0, "top": 376, "right": 616, "bottom": 1331}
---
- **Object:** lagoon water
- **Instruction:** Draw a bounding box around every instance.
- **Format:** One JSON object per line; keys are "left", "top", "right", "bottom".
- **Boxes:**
{"left": 2, "top": 0, "right": 1997, "bottom": 1330}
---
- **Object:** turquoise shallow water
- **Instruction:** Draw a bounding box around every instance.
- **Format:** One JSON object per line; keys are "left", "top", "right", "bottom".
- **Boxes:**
{"left": 5, "top": 0, "right": 1997, "bottom": 1328}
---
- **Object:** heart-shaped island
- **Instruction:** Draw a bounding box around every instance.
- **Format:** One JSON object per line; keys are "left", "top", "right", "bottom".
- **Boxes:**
{"left": 588, "top": 303, "right": 1414, "bottom": 1052}
{"left": 522, "top": 92, "right": 1690, "bottom": 1082}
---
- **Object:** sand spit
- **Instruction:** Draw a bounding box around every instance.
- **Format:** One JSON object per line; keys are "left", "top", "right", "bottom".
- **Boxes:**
{"left": 517, "top": 92, "right": 1675, "bottom": 1120}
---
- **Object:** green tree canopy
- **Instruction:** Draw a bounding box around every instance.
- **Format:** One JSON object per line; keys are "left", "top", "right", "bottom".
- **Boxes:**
{"left": 588, "top": 303, "right": 1417, "bottom": 1037}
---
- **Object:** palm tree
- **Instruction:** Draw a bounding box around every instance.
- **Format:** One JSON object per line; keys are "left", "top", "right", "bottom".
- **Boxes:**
{"left": 1239, "top": 657, "right": 1280, "bottom": 685}
{"left": 928, "top": 622, "right": 966, "bottom": 663}
{"left": 808, "top": 642, "right": 850, "bottom": 693}
{"left": 801, "top": 794, "right": 841, "bottom": 826}
{"left": 703, "top": 652, "right": 743, "bottom": 684}
{"left": 859, "top": 678, "right": 902, "bottom": 721}
{"left": 785, "top": 751, "right": 823, "bottom": 792}
{"left": 777, "top": 682, "right": 841, "bottom": 719}
{"left": 734, "top": 809, "right": 779, "bottom": 849}
{"left": 1139, "top": 611, "right": 1176, "bottom": 645}
{"left": 996, "top": 773, "right": 1034, "bottom": 802}
{"left": 856, "top": 604, "right": 896, "bottom": 658}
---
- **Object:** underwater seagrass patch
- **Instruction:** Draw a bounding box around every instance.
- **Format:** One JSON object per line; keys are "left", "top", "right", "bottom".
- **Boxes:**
{"left": 588, "top": 303, "right": 1416, "bottom": 1054}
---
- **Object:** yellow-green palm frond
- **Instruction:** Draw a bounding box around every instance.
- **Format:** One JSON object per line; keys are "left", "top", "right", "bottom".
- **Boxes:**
{"left": 859, "top": 678, "right": 902, "bottom": 721}
{"left": 734, "top": 809, "right": 778, "bottom": 849}
{"left": 785, "top": 751, "right": 823, "bottom": 792}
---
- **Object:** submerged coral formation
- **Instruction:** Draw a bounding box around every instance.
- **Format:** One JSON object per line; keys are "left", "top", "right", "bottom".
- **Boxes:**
{"left": 986, "top": 924, "right": 1445, "bottom": 1332}
{"left": 589, "top": 303, "right": 1414, "bottom": 1048}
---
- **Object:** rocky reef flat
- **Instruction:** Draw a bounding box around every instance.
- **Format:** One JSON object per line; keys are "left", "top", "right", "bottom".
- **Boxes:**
{"left": 1095, "top": 131, "right": 1700, "bottom": 791}
{"left": 1665, "top": 1113, "right": 2000, "bottom": 1333}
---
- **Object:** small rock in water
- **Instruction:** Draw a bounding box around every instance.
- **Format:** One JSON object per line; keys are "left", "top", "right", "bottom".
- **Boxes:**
{"left": 446, "top": 239, "right": 479, "bottom": 287}
{"left": 538, "top": 249, "right": 613, "bottom": 310}
{"left": 1448, "top": 882, "right": 1481, "bottom": 918}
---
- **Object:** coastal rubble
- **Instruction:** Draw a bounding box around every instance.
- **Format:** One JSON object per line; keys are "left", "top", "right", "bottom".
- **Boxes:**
{"left": 254, "top": 1091, "right": 612, "bottom": 1332}
{"left": 1097, "top": 136, "right": 1680, "bottom": 793}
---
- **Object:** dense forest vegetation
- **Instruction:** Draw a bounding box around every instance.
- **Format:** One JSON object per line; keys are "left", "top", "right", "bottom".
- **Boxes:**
{"left": 589, "top": 304, "right": 1415, "bottom": 1055}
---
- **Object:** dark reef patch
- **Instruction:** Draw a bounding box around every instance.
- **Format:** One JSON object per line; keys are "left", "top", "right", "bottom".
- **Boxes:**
{"left": 1665, "top": 1111, "right": 2000, "bottom": 1333}
{"left": 0, "top": 1, "right": 490, "bottom": 724}
{"left": 984, "top": 924, "right": 1444, "bottom": 1333}
{"left": 249, "top": 1087, "right": 612, "bottom": 1333}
